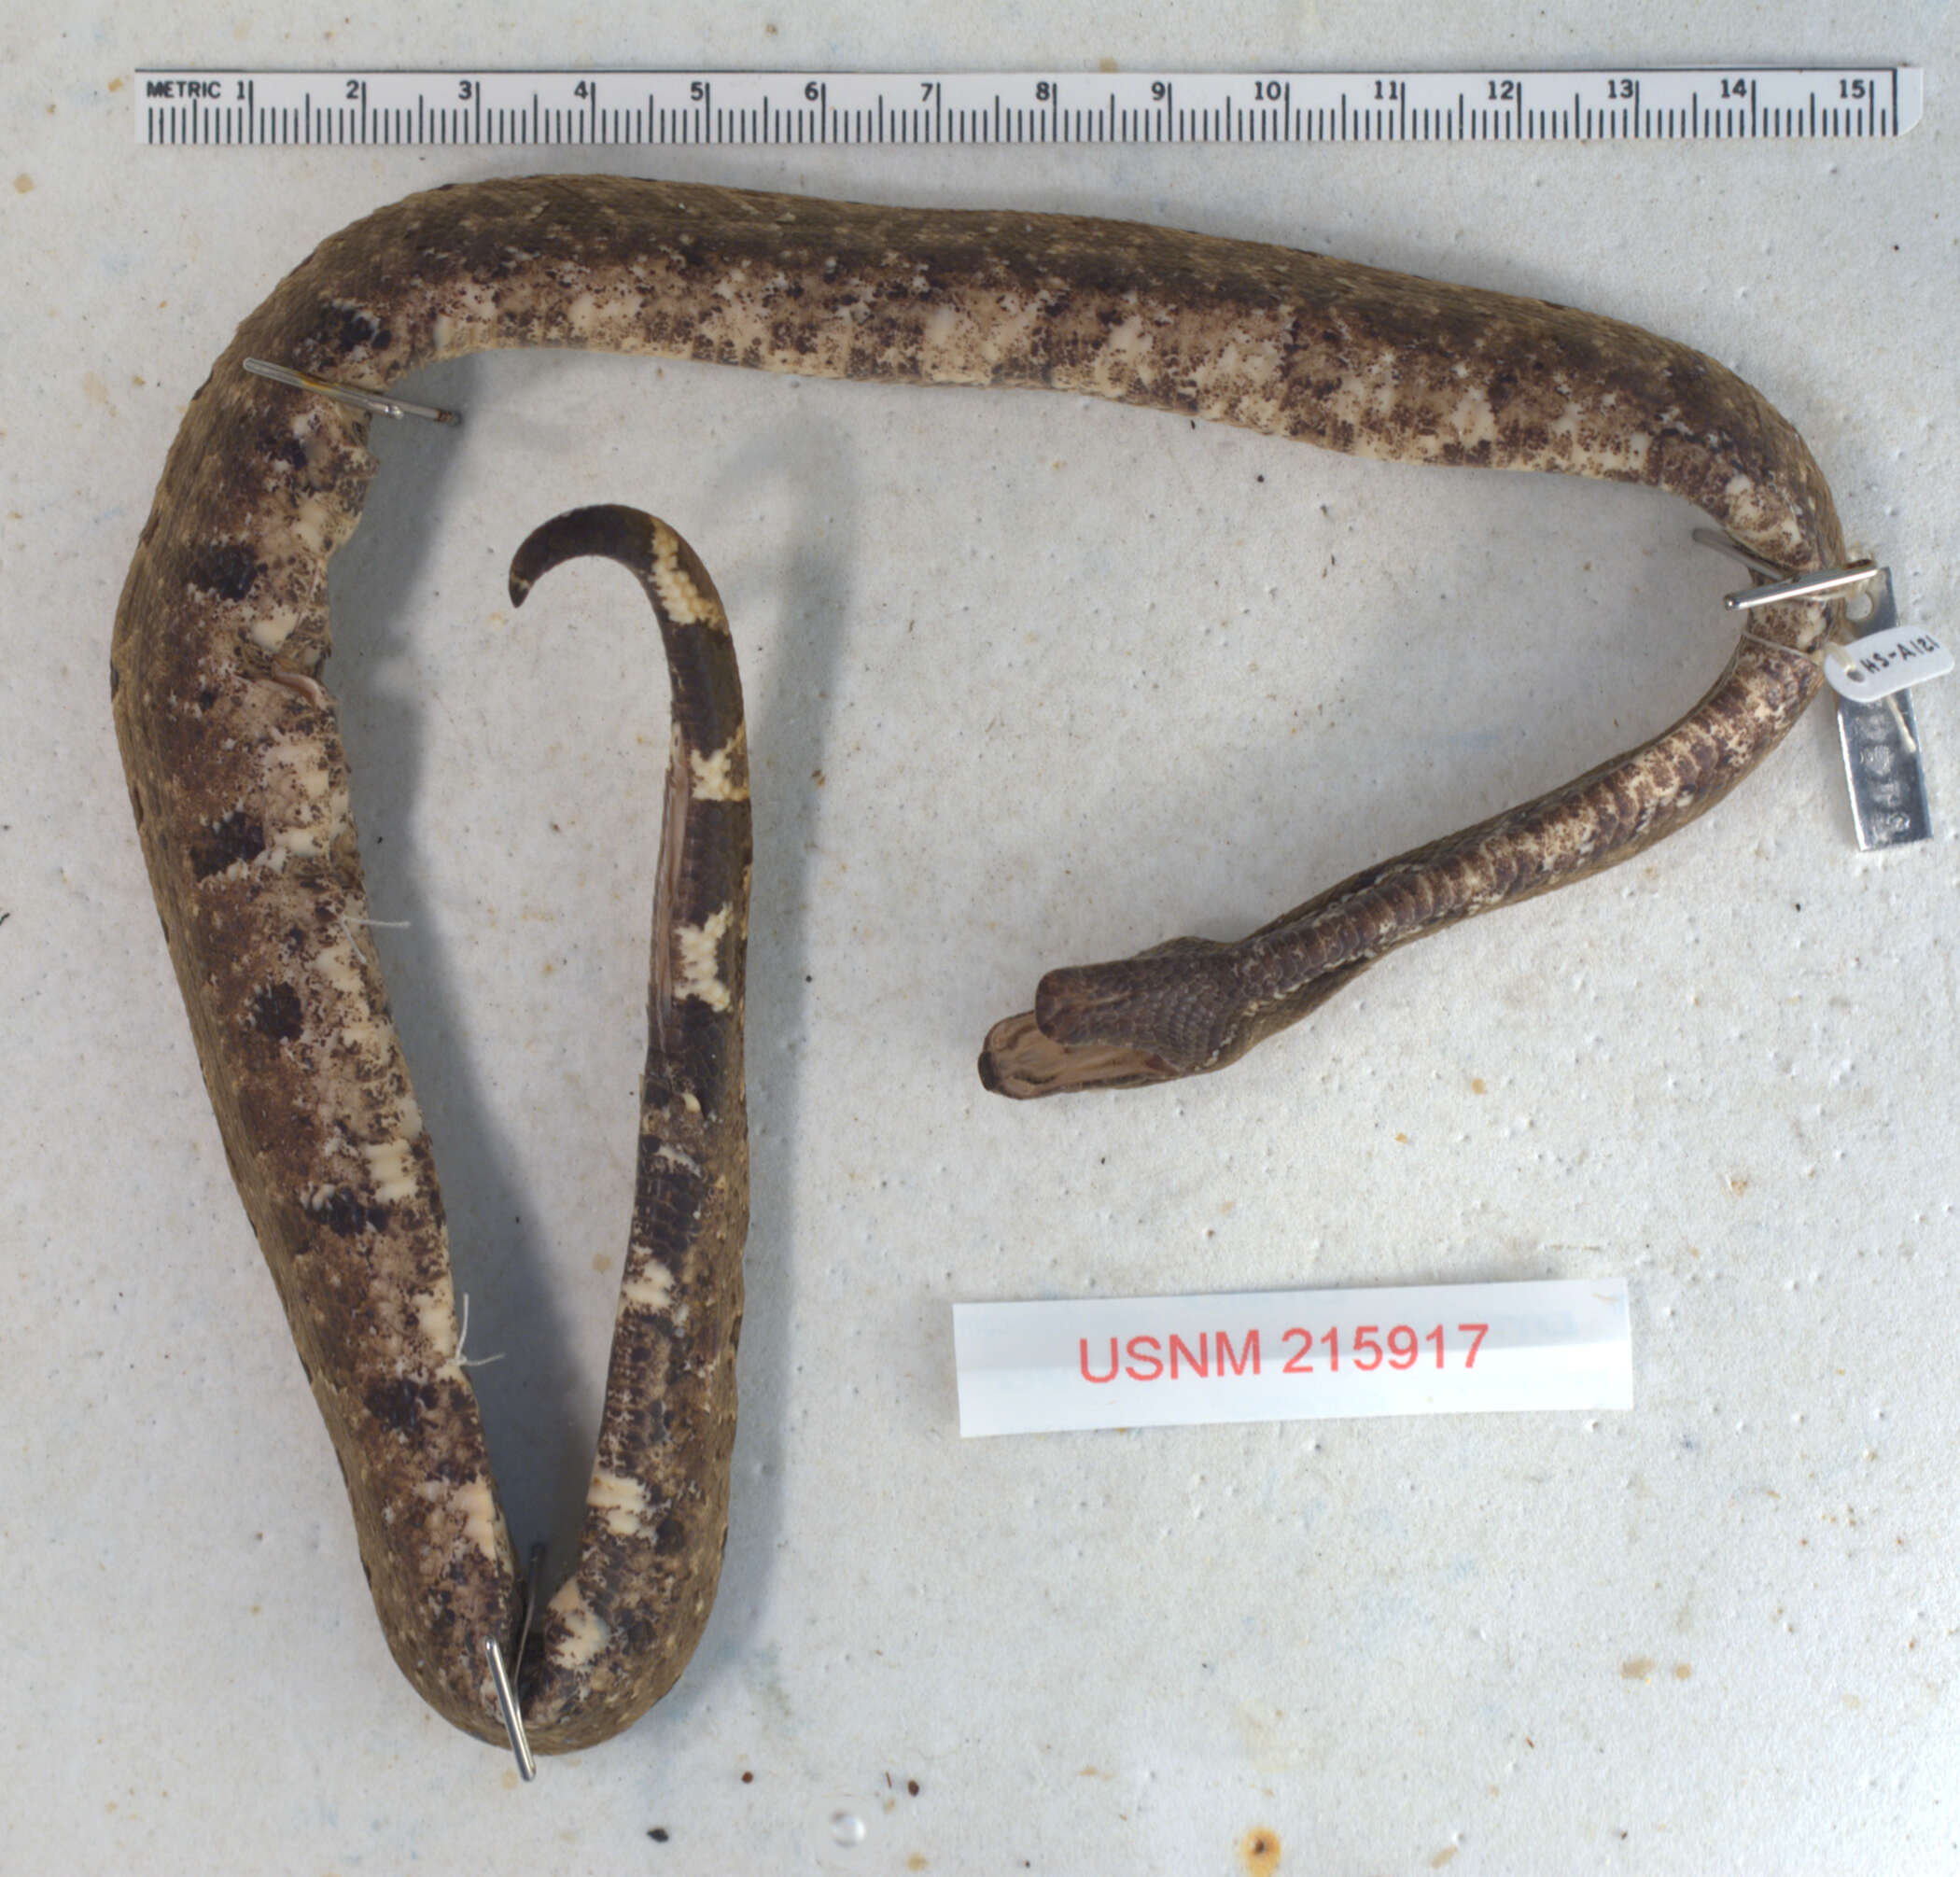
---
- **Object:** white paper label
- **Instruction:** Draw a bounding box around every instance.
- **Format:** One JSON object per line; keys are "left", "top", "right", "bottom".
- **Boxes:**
{"left": 1824, "top": 623, "right": 1953, "bottom": 700}
{"left": 954, "top": 1279, "right": 1631, "bottom": 1436}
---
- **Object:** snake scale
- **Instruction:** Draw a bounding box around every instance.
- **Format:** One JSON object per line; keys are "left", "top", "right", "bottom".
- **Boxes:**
{"left": 110, "top": 175, "right": 1843, "bottom": 1751}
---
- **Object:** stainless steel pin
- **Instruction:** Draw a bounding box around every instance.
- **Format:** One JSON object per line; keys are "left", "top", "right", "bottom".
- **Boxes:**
{"left": 1724, "top": 562, "right": 1881, "bottom": 611}
{"left": 1690, "top": 525, "right": 1789, "bottom": 581}
{"left": 486, "top": 1637, "right": 536, "bottom": 1782}
{"left": 1694, "top": 523, "right": 1879, "bottom": 609}
{"left": 243, "top": 357, "right": 459, "bottom": 425}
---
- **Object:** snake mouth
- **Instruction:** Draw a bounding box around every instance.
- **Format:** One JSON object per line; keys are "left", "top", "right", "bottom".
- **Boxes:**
{"left": 977, "top": 1010, "right": 1179, "bottom": 1099}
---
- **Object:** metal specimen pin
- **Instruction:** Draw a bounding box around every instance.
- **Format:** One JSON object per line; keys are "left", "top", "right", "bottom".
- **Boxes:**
{"left": 486, "top": 1638, "right": 536, "bottom": 1783}
{"left": 243, "top": 356, "right": 459, "bottom": 424}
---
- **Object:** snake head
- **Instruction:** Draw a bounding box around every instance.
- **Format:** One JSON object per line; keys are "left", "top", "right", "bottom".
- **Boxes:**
{"left": 977, "top": 937, "right": 1243, "bottom": 1098}
{"left": 978, "top": 933, "right": 1381, "bottom": 1099}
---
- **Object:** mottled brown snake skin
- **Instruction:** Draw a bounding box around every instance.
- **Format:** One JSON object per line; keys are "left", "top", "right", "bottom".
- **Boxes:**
{"left": 109, "top": 175, "right": 1844, "bottom": 1751}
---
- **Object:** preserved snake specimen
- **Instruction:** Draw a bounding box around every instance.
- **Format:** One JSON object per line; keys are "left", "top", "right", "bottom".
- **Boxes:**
{"left": 109, "top": 176, "right": 1843, "bottom": 1748}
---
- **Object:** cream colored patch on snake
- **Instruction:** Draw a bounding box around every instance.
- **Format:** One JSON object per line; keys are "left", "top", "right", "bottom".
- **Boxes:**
{"left": 336, "top": 1014, "right": 393, "bottom": 1057}
{"left": 648, "top": 525, "right": 725, "bottom": 629}
{"left": 259, "top": 742, "right": 347, "bottom": 865}
{"left": 288, "top": 491, "right": 345, "bottom": 558}
{"left": 673, "top": 903, "right": 735, "bottom": 1009}
{"left": 414, "top": 1288, "right": 458, "bottom": 1357}
{"left": 259, "top": 735, "right": 333, "bottom": 801}
{"left": 621, "top": 1262, "right": 678, "bottom": 1312}
{"left": 429, "top": 281, "right": 504, "bottom": 354}
{"left": 689, "top": 730, "right": 749, "bottom": 802}
{"left": 247, "top": 605, "right": 306, "bottom": 652}
{"left": 360, "top": 1139, "right": 419, "bottom": 1205}
{"left": 309, "top": 933, "right": 368, "bottom": 998}
{"left": 418, "top": 1474, "right": 503, "bottom": 1562}
{"left": 545, "top": 1582, "right": 612, "bottom": 1672}
{"left": 588, "top": 1471, "right": 652, "bottom": 1538}
{"left": 1446, "top": 385, "right": 1502, "bottom": 450}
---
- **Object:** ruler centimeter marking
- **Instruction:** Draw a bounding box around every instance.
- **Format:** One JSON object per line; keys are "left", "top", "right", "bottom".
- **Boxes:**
{"left": 135, "top": 67, "right": 1921, "bottom": 147}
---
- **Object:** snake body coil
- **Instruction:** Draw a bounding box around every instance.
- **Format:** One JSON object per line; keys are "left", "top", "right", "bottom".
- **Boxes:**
{"left": 110, "top": 176, "right": 1843, "bottom": 1749}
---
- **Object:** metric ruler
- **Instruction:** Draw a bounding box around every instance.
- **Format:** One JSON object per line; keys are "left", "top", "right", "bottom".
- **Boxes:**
{"left": 134, "top": 66, "right": 1921, "bottom": 147}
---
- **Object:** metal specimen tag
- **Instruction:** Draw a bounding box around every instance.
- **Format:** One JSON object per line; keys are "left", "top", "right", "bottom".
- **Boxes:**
{"left": 1833, "top": 571, "right": 1938, "bottom": 848}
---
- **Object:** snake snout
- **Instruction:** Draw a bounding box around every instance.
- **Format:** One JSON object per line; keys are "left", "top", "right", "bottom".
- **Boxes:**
{"left": 976, "top": 1008, "right": 1179, "bottom": 1099}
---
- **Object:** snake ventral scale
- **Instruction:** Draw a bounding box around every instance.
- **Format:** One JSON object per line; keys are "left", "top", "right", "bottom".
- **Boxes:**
{"left": 133, "top": 65, "right": 1921, "bottom": 147}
